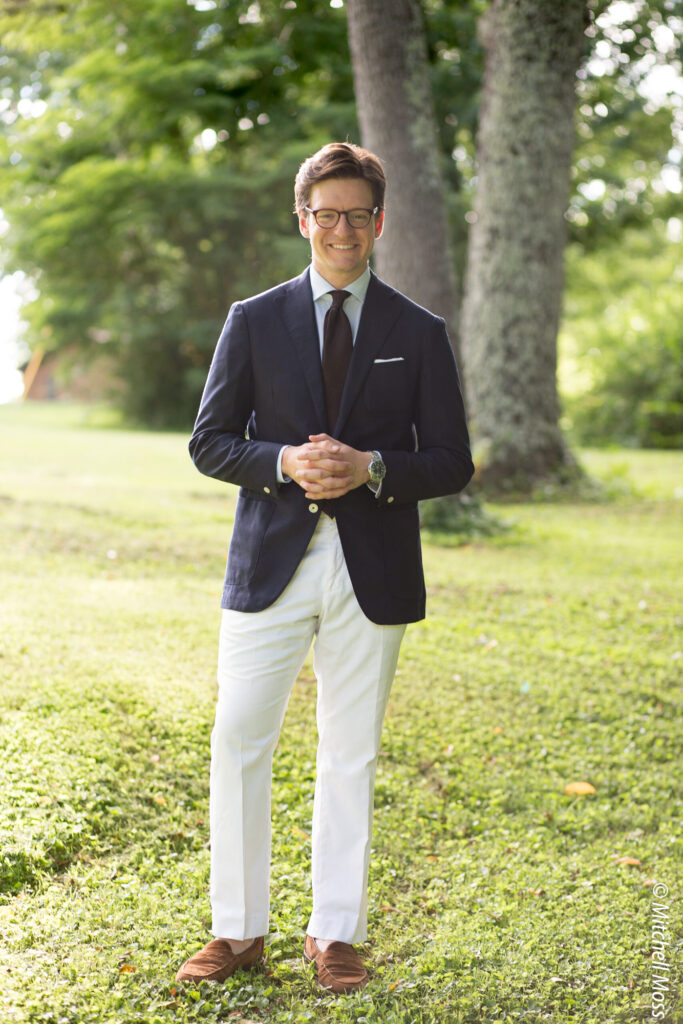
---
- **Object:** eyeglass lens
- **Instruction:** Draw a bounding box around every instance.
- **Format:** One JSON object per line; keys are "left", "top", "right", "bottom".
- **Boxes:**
{"left": 314, "top": 209, "right": 373, "bottom": 228}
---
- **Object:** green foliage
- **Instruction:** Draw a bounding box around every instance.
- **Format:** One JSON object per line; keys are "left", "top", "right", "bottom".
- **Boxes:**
{"left": 0, "top": 0, "right": 356, "bottom": 426}
{"left": 560, "top": 223, "right": 683, "bottom": 448}
{"left": 569, "top": 0, "right": 682, "bottom": 248}
{"left": 1, "top": 403, "right": 681, "bottom": 1023}
{"left": 419, "top": 491, "right": 510, "bottom": 543}
{"left": 546, "top": 0, "right": 682, "bottom": 450}
{"left": 0, "top": 0, "right": 681, "bottom": 444}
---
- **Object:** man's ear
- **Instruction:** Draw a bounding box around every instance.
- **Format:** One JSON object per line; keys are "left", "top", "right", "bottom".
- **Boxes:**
{"left": 375, "top": 210, "right": 385, "bottom": 239}
{"left": 298, "top": 210, "right": 310, "bottom": 238}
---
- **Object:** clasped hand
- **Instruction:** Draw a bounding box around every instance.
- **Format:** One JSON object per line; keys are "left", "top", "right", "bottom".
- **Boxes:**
{"left": 281, "top": 434, "right": 372, "bottom": 500}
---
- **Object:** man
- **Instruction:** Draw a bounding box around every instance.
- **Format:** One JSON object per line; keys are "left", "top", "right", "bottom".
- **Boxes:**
{"left": 177, "top": 142, "right": 473, "bottom": 993}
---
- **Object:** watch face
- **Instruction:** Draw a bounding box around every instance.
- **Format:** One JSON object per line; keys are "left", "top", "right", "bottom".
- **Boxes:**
{"left": 370, "top": 455, "right": 386, "bottom": 482}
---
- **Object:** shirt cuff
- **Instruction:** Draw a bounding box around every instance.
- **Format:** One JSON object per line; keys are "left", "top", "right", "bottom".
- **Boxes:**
{"left": 277, "top": 445, "right": 292, "bottom": 484}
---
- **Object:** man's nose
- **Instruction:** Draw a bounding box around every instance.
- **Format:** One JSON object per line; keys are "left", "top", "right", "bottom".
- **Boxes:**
{"left": 334, "top": 213, "right": 356, "bottom": 235}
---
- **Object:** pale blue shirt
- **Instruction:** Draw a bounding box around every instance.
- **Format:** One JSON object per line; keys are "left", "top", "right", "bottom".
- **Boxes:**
{"left": 276, "top": 264, "right": 380, "bottom": 493}
{"left": 309, "top": 263, "right": 371, "bottom": 351}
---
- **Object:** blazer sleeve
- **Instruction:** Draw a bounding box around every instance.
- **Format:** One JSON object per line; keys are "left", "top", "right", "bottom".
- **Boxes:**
{"left": 379, "top": 318, "right": 474, "bottom": 504}
{"left": 188, "top": 302, "right": 282, "bottom": 492}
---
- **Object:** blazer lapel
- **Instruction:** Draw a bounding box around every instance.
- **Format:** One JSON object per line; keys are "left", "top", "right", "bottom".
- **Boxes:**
{"left": 334, "top": 272, "right": 402, "bottom": 436}
{"left": 278, "top": 268, "right": 327, "bottom": 428}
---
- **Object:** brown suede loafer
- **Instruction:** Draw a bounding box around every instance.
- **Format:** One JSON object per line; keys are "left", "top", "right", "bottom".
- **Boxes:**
{"left": 303, "top": 934, "right": 369, "bottom": 993}
{"left": 175, "top": 936, "right": 264, "bottom": 983}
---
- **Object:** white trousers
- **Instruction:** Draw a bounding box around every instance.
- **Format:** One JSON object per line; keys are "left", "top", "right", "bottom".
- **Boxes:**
{"left": 209, "top": 514, "right": 406, "bottom": 943}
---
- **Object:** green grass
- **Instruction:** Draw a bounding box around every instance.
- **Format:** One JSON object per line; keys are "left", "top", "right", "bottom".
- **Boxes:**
{"left": 1, "top": 402, "right": 681, "bottom": 1024}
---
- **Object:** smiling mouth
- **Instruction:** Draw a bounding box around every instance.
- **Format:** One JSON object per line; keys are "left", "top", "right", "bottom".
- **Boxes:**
{"left": 329, "top": 244, "right": 356, "bottom": 250}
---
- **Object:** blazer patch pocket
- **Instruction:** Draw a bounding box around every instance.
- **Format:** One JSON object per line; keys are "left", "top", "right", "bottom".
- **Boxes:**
{"left": 363, "top": 359, "right": 411, "bottom": 412}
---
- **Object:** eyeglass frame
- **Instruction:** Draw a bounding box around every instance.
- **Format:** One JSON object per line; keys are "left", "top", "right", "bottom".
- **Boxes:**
{"left": 303, "top": 206, "right": 381, "bottom": 229}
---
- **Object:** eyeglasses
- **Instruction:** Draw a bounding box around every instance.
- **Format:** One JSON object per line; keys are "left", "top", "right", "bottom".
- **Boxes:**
{"left": 304, "top": 207, "right": 380, "bottom": 229}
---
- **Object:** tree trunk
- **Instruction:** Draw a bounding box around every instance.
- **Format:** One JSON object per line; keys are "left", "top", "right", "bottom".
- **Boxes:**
{"left": 460, "top": 0, "right": 587, "bottom": 491}
{"left": 346, "top": 0, "right": 460, "bottom": 360}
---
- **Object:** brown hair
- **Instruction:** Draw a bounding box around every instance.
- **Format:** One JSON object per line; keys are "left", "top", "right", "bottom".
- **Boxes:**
{"left": 294, "top": 142, "right": 386, "bottom": 212}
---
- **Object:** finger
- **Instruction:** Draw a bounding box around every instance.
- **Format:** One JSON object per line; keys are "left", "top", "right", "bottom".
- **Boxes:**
{"left": 300, "top": 465, "right": 351, "bottom": 486}
{"left": 307, "top": 449, "right": 348, "bottom": 465}
{"left": 296, "top": 446, "right": 322, "bottom": 460}
{"left": 306, "top": 487, "right": 351, "bottom": 500}
{"left": 312, "top": 458, "right": 352, "bottom": 474}
{"left": 304, "top": 480, "right": 350, "bottom": 494}
{"left": 302, "top": 447, "right": 342, "bottom": 460}
{"left": 304, "top": 476, "right": 353, "bottom": 496}
{"left": 301, "top": 457, "right": 351, "bottom": 475}
{"left": 308, "top": 433, "right": 340, "bottom": 452}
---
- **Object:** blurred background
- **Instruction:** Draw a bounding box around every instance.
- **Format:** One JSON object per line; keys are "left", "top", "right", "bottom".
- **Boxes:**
{"left": 1, "top": 0, "right": 681, "bottom": 488}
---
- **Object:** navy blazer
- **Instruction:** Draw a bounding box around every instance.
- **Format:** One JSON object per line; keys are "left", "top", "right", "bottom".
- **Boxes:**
{"left": 189, "top": 267, "right": 473, "bottom": 625}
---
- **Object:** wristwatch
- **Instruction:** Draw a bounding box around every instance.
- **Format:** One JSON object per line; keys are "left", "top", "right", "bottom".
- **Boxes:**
{"left": 367, "top": 450, "right": 386, "bottom": 485}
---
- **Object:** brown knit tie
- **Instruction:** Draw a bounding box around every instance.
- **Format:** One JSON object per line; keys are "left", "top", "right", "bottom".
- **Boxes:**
{"left": 322, "top": 289, "right": 352, "bottom": 432}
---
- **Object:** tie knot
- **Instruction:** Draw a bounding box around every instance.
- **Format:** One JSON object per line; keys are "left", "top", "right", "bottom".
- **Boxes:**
{"left": 329, "top": 290, "right": 350, "bottom": 311}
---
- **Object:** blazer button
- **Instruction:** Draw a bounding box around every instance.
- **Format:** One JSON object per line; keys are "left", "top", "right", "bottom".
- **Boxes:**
{"left": 308, "top": 502, "right": 319, "bottom": 513}
{"left": 263, "top": 486, "right": 271, "bottom": 494}
{"left": 387, "top": 496, "right": 394, "bottom": 503}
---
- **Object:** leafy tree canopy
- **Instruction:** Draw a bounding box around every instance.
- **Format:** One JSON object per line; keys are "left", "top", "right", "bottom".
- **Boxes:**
{"left": 0, "top": 0, "right": 356, "bottom": 425}
{"left": 1, "top": 0, "right": 680, "bottom": 437}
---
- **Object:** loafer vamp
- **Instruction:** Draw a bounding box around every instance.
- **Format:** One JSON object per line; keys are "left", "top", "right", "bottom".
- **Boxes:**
{"left": 304, "top": 935, "right": 368, "bottom": 993}
{"left": 176, "top": 937, "right": 263, "bottom": 983}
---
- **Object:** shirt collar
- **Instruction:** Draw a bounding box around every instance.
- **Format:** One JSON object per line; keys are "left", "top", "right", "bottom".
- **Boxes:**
{"left": 309, "top": 263, "right": 371, "bottom": 305}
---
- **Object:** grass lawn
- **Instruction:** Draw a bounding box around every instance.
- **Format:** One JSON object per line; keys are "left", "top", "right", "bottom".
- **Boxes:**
{"left": 0, "top": 402, "right": 681, "bottom": 1024}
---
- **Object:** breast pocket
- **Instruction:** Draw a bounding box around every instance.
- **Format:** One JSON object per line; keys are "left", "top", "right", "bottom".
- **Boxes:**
{"left": 363, "top": 360, "right": 412, "bottom": 413}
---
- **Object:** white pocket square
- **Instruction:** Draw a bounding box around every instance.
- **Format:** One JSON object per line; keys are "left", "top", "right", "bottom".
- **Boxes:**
{"left": 374, "top": 357, "right": 405, "bottom": 363}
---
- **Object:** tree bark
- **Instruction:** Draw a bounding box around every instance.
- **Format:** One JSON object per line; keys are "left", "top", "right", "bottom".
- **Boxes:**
{"left": 346, "top": 0, "right": 460, "bottom": 360}
{"left": 460, "top": 0, "right": 588, "bottom": 491}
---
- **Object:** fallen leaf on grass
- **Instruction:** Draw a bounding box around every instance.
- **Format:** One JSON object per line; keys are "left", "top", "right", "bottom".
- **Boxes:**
{"left": 492, "top": 726, "right": 503, "bottom": 734}
{"left": 119, "top": 964, "right": 137, "bottom": 973}
{"left": 613, "top": 856, "right": 641, "bottom": 867}
{"left": 153, "top": 794, "right": 166, "bottom": 805}
{"left": 564, "top": 781, "right": 596, "bottom": 796}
